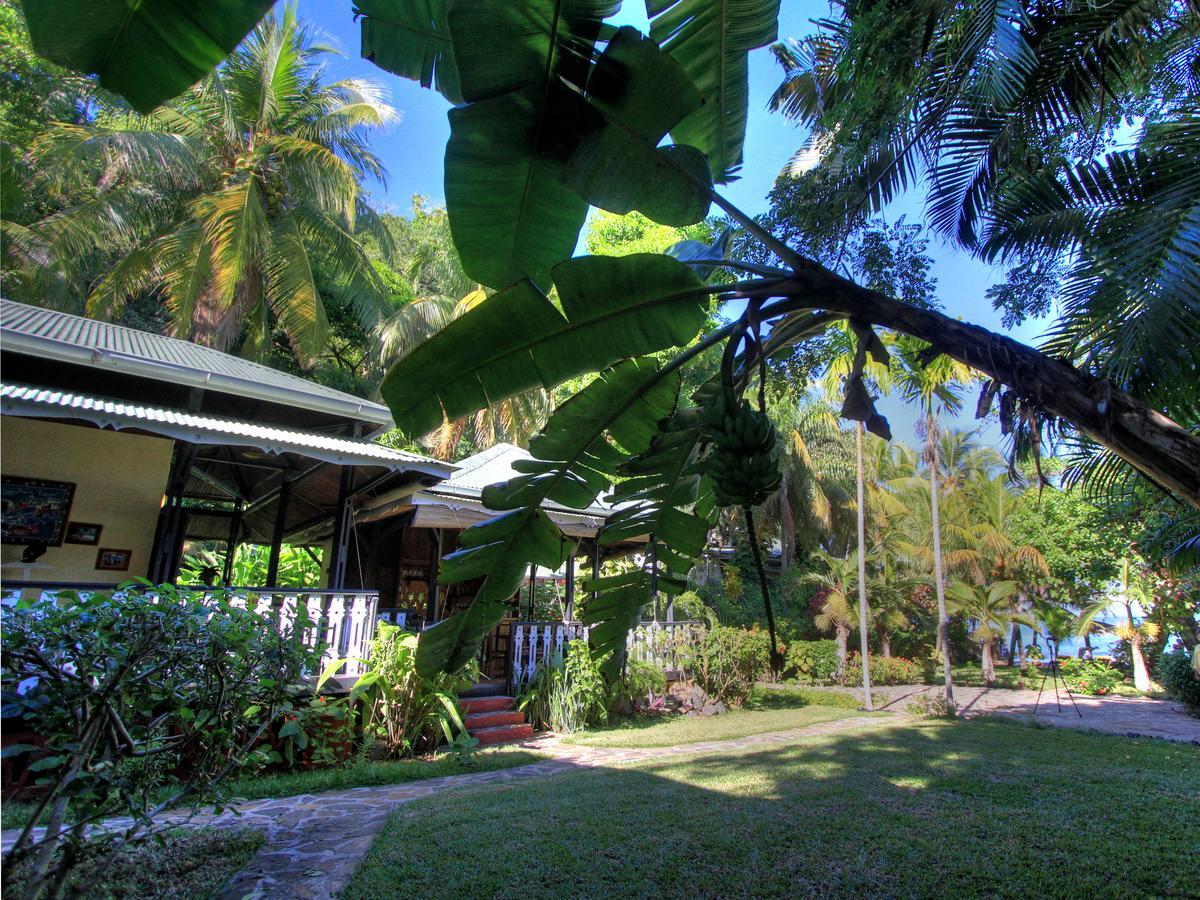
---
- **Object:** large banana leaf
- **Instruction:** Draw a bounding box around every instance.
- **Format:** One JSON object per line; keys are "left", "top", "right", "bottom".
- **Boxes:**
{"left": 563, "top": 27, "right": 712, "bottom": 225}
{"left": 416, "top": 507, "right": 567, "bottom": 677}
{"left": 417, "top": 358, "right": 682, "bottom": 677}
{"left": 647, "top": 0, "right": 781, "bottom": 182}
{"left": 22, "top": 0, "right": 272, "bottom": 114}
{"left": 380, "top": 253, "right": 706, "bottom": 437}
{"left": 440, "top": 0, "right": 617, "bottom": 286}
{"left": 355, "top": 0, "right": 462, "bottom": 104}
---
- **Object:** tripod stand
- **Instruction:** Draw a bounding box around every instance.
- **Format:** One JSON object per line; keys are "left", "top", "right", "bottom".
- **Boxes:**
{"left": 1032, "top": 655, "right": 1083, "bottom": 718}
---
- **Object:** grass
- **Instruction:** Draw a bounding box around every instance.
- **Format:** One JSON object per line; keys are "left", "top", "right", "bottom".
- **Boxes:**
{"left": 1, "top": 747, "right": 543, "bottom": 832}
{"left": 346, "top": 718, "right": 1198, "bottom": 898}
{"left": 4, "top": 827, "right": 263, "bottom": 899}
{"left": 564, "top": 685, "right": 869, "bottom": 748}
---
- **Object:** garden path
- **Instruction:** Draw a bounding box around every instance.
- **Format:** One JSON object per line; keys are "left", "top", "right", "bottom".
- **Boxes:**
{"left": 778, "top": 684, "right": 1200, "bottom": 743}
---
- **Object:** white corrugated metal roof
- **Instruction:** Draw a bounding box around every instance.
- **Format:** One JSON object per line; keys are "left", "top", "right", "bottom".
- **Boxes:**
{"left": 429, "top": 442, "right": 617, "bottom": 517}
{"left": 0, "top": 299, "right": 393, "bottom": 427}
{"left": 1, "top": 383, "right": 453, "bottom": 475}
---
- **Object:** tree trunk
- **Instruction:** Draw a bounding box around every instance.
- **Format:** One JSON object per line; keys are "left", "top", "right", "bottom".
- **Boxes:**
{"left": 766, "top": 272, "right": 1200, "bottom": 506}
{"left": 1130, "top": 639, "right": 1151, "bottom": 692}
{"left": 855, "top": 421, "right": 873, "bottom": 710}
{"left": 981, "top": 640, "right": 996, "bottom": 686}
{"left": 1009, "top": 622, "right": 1022, "bottom": 667}
{"left": 928, "top": 415, "right": 954, "bottom": 705}
{"left": 881, "top": 632, "right": 892, "bottom": 658}
{"left": 836, "top": 624, "right": 849, "bottom": 680}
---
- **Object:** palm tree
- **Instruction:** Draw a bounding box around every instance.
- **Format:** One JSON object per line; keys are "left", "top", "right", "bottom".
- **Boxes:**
{"left": 893, "top": 335, "right": 976, "bottom": 703}
{"left": 1077, "top": 558, "right": 1159, "bottom": 691}
{"left": 13, "top": 5, "right": 397, "bottom": 362}
{"left": 946, "top": 579, "right": 1022, "bottom": 685}
{"left": 804, "top": 549, "right": 863, "bottom": 680}
{"left": 821, "top": 324, "right": 893, "bottom": 710}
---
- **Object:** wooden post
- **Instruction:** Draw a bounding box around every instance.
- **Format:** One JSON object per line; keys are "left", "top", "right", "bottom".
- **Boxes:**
{"left": 427, "top": 528, "right": 442, "bottom": 623}
{"left": 326, "top": 464, "right": 356, "bottom": 589}
{"left": 564, "top": 552, "right": 576, "bottom": 622}
{"left": 148, "top": 440, "right": 198, "bottom": 584}
{"left": 265, "top": 477, "right": 292, "bottom": 588}
{"left": 591, "top": 540, "right": 601, "bottom": 602}
{"left": 222, "top": 501, "right": 242, "bottom": 585}
{"left": 649, "top": 534, "right": 659, "bottom": 622}
{"left": 528, "top": 562, "right": 537, "bottom": 619}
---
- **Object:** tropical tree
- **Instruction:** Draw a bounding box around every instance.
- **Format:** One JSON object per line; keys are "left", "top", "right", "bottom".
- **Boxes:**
{"left": 1077, "top": 558, "right": 1161, "bottom": 691}
{"left": 804, "top": 549, "right": 863, "bottom": 678}
{"left": 26, "top": 0, "right": 1200, "bottom": 685}
{"left": 946, "top": 579, "right": 1021, "bottom": 685}
{"left": 9, "top": 5, "right": 397, "bottom": 363}
{"left": 893, "top": 334, "right": 977, "bottom": 701}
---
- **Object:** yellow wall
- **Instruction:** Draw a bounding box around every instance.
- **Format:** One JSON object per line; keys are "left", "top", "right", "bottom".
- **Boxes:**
{"left": 1, "top": 417, "right": 173, "bottom": 585}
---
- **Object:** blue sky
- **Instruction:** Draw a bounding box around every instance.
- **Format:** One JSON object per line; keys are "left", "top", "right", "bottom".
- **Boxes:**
{"left": 292, "top": 0, "right": 1046, "bottom": 448}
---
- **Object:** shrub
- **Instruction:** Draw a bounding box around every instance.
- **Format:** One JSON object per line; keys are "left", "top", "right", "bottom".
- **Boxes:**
{"left": 785, "top": 640, "right": 840, "bottom": 684}
{"left": 906, "top": 694, "right": 957, "bottom": 718}
{"left": 0, "top": 584, "right": 314, "bottom": 896}
{"left": 844, "top": 653, "right": 921, "bottom": 686}
{"left": 517, "top": 640, "right": 607, "bottom": 733}
{"left": 1058, "top": 658, "right": 1121, "bottom": 696}
{"left": 611, "top": 660, "right": 668, "bottom": 711}
{"left": 686, "top": 626, "right": 770, "bottom": 706}
{"left": 1155, "top": 649, "right": 1200, "bottom": 713}
{"left": 345, "top": 623, "right": 471, "bottom": 757}
{"left": 670, "top": 590, "right": 714, "bottom": 624}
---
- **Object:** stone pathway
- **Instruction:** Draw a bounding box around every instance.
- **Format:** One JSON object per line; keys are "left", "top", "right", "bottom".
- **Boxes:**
{"left": 781, "top": 683, "right": 1200, "bottom": 743}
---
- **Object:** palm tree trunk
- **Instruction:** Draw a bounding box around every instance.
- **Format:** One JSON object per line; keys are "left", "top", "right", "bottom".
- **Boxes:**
{"left": 1009, "top": 622, "right": 1022, "bottom": 667}
{"left": 981, "top": 639, "right": 996, "bottom": 685}
{"left": 1130, "top": 640, "right": 1151, "bottom": 691}
{"left": 855, "top": 421, "right": 873, "bottom": 711}
{"left": 836, "top": 624, "right": 849, "bottom": 680}
{"left": 928, "top": 413, "right": 954, "bottom": 705}
{"left": 881, "top": 632, "right": 892, "bottom": 658}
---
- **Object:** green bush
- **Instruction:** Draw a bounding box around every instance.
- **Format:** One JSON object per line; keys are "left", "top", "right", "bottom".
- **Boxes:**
{"left": 785, "top": 640, "right": 840, "bottom": 684}
{"left": 1058, "top": 658, "right": 1122, "bottom": 696}
{"left": 687, "top": 626, "right": 771, "bottom": 706}
{"left": 611, "top": 660, "right": 668, "bottom": 709}
{"left": 844, "top": 653, "right": 921, "bottom": 686}
{"left": 1154, "top": 649, "right": 1200, "bottom": 712}
{"left": 517, "top": 640, "right": 607, "bottom": 733}
{"left": 670, "top": 590, "right": 714, "bottom": 624}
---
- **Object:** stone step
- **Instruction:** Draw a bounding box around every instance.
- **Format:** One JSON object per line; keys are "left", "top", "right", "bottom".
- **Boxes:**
{"left": 459, "top": 695, "right": 515, "bottom": 715}
{"left": 459, "top": 680, "right": 507, "bottom": 699}
{"left": 465, "top": 710, "right": 525, "bottom": 730}
{"left": 471, "top": 723, "right": 534, "bottom": 746}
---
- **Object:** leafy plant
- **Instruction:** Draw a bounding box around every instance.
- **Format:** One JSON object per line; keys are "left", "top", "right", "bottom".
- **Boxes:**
{"left": 684, "top": 626, "right": 770, "bottom": 707}
{"left": 1154, "top": 649, "right": 1200, "bottom": 713}
{"left": 844, "top": 653, "right": 921, "bottom": 687}
{"left": 905, "top": 694, "right": 957, "bottom": 719}
{"left": 1057, "top": 658, "right": 1121, "bottom": 696}
{"left": 341, "top": 623, "right": 471, "bottom": 757}
{"left": 784, "top": 639, "right": 841, "bottom": 684}
{"left": 517, "top": 640, "right": 607, "bottom": 734}
{"left": 611, "top": 660, "right": 668, "bottom": 712}
{"left": 0, "top": 582, "right": 314, "bottom": 899}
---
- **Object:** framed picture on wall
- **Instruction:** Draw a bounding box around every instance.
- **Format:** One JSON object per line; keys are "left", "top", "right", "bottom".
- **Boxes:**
{"left": 95, "top": 548, "right": 132, "bottom": 571}
{"left": 1, "top": 476, "right": 76, "bottom": 546}
{"left": 65, "top": 521, "right": 103, "bottom": 545}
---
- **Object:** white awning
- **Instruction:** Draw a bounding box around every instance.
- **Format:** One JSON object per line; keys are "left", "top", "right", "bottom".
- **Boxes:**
{"left": 1, "top": 382, "right": 452, "bottom": 475}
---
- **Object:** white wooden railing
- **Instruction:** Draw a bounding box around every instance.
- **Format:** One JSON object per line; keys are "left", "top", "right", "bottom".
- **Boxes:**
{"left": 510, "top": 620, "right": 703, "bottom": 689}
{"left": 0, "top": 583, "right": 380, "bottom": 678}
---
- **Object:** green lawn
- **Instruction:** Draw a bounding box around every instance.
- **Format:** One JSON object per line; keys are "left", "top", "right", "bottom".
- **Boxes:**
{"left": 565, "top": 686, "right": 866, "bottom": 749}
{"left": 1, "top": 747, "right": 543, "bottom": 832}
{"left": 346, "top": 718, "right": 1197, "bottom": 898}
{"left": 4, "top": 827, "right": 263, "bottom": 899}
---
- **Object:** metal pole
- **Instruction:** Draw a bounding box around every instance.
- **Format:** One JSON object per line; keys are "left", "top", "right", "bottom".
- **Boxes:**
{"left": 856, "top": 421, "right": 874, "bottom": 711}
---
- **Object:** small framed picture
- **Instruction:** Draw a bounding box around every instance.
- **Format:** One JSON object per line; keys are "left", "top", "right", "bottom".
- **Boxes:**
{"left": 95, "top": 548, "right": 132, "bottom": 571}
{"left": 65, "top": 522, "right": 103, "bottom": 545}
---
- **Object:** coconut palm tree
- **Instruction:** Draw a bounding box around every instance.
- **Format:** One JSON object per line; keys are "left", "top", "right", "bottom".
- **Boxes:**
{"left": 12, "top": 4, "right": 397, "bottom": 363}
{"left": 892, "top": 335, "right": 976, "bottom": 702}
{"left": 946, "top": 579, "right": 1022, "bottom": 685}
{"left": 1076, "top": 558, "right": 1160, "bottom": 691}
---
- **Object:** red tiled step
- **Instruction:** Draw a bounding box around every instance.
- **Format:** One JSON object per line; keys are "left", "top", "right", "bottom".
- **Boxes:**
{"left": 459, "top": 695, "right": 514, "bottom": 715}
{"left": 465, "top": 710, "right": 525, "bottom": 730}
{"left": 472, "top": 723, "right": 534, "bottom": 746}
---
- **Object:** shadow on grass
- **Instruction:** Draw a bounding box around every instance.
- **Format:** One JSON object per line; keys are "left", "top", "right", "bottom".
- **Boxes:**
{"left": 345, "top": 717, "right": 1198, "bottom": 898}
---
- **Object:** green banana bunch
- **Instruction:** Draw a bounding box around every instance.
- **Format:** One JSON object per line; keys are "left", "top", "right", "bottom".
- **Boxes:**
{"left": 699, "top": 389, "right": 781, "bottom": 508}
